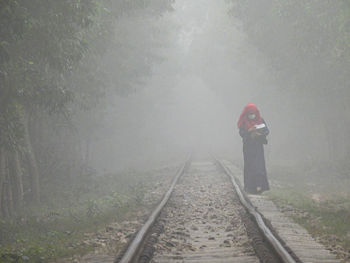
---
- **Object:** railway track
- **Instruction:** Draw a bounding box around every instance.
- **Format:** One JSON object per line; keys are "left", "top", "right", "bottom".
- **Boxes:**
{"left": 116, "top": 158, "right": 339, "bottom": 263}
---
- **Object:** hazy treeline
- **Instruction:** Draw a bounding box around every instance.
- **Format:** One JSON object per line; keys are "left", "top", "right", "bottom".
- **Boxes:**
{"left": 230, "top": 0, "right": 350, "bottom": 167}
{"left": 0, "top": 0, "right": 173, "bottom": 217}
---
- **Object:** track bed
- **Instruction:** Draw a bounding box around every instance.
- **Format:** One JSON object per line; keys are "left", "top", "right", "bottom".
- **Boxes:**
{"left": 149, "top": 161, "right": 259, "bottom": 262}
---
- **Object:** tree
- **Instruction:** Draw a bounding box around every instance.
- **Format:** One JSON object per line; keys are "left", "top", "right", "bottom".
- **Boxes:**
{"left": 0, "top": 0, "right": 174, "bottom": 217}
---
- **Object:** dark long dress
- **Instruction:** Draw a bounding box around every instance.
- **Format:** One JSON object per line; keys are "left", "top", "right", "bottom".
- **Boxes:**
{"left": 239, "top": 119, "right": 269, "bottom": 194}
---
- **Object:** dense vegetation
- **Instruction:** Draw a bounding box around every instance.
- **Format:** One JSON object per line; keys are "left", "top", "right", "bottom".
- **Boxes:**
{"left": 0, "top": 0, "right": 173, "bottom": 217}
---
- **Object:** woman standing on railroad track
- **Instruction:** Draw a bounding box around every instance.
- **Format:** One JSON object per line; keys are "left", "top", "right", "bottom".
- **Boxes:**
{"left": 237, "top": 103, "right": 270, "bottom": 194}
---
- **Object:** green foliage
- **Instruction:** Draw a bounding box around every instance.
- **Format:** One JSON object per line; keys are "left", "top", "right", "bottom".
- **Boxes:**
{"left": 268, "top": 189, "right": 350, "bottom": 255}
{"left": 0, "top": 0, "right": 98, "bottom": 150}
{"left": 0, "top": 165, "right": 167, "bottom": 262}
{"left": 105, "top": 192, "right": 130, "bottom": 209}
{"left": 267, "top": 161, "right": 350, "bottom": 256}
{"left": 129, "top": 182, "right": 146, "bottom": 204}
{"left": 0, "top": 0, "right": 174, "bottom": 218}
{"left": 0, "top": 103, "right": 24, "bottom": 150}
{"left": 86, "top": 200, "right": 100, "bottom": 218}
{"left": 231, "top": 0, "right": 350, "bottom": 92}
{"left": 0, "top": 0, "right": 174, "bottom": 147}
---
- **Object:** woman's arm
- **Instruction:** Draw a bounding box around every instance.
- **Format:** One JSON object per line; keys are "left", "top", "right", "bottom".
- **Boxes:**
{"left": 239, "top": 128, "right": 249, "bottom": 138}
{"left": 261, "top": 119, "right": 269, "bottom": 136}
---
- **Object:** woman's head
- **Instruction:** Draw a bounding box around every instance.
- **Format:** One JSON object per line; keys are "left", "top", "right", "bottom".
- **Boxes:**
{"left": 246, "top": 104, "right": 258, "bottom": 120}
{"left": 245, "top": 103, "right": 259, "bottom": 114}
{"left": 237, "top": 103, "right": 262, "bottom": 129}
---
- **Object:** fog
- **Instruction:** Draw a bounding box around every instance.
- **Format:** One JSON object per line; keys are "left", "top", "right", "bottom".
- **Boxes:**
{"left": 89, "top": 0, "right": 257, "bottom": 170}
{"left": 85, "top": 0, "right": 289, "bottom": 171}
{"left": 1, "top": 0, "right": 350, "bottom": 218}
{"left": 2, "top": 0, "right": 350, "bottom": 260}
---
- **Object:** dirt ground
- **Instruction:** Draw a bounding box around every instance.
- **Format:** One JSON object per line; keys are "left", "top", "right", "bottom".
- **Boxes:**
{"left": 55, "top": 170, "right": 175, "bottom": 263}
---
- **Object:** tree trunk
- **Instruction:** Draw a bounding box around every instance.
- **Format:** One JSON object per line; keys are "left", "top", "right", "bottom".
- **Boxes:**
{"left": 6, "top": 158, "right": 14, "bottom": 217}
{"left": 0, "top": 148, "right": 5, "bottom": 217}
{"left": 1, "top": 153, "right": 11, "bottom": 217}
{"left": 10, "top": 150, "right": 24, "bottom": 210}
{"left": 23, "top": 112, "right": 40, "bottom": 204}
{"left": 85, "top": 138, "right": 91, "bottom": 166}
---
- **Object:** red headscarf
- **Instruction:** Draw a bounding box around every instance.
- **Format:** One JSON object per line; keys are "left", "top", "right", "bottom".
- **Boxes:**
{"left": 237, "top": 103, "right": 262, "bottom": 130}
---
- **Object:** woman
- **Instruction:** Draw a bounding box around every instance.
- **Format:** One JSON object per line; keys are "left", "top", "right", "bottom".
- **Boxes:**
{"left": 237, "top": 103, "right": 269, "bottom": 194}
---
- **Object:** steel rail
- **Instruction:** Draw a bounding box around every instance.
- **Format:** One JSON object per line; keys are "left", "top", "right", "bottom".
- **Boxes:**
{"left": 118, "top": 156, "right": 191, "bottom": 263}
{"left": 214, "top": 158, "right": 297, "bottom": 263}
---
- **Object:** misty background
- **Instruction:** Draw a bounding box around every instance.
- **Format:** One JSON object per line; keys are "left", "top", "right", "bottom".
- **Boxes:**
{"left": 89, "top": 0, "right": 349, "bottom": 172}
{"left": 1, "top": 0, "right": 350, "bottom": 216}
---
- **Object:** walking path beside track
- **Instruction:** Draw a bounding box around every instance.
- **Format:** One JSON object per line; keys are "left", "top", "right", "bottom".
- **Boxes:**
{"left": 222, "top": 160, "right": 340, "bottom": 263}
